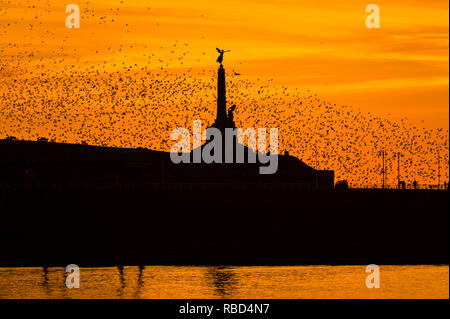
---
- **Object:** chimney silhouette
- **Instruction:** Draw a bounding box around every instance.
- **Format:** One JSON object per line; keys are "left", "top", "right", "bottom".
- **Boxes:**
{"left": 216, "top": 65, "right": 227, "bottom": 121}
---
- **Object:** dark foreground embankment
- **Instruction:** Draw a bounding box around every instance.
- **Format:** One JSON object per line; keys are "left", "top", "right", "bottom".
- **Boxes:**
{"left": 0, "top": 188, "right": 448, "bottom": 266}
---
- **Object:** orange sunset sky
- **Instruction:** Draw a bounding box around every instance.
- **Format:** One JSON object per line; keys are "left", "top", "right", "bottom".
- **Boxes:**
{"left": 0, "top": 0, "right": 448, "bottom": 186}
{"left": 1, "top": 0, "right": 448, "bottom": 126}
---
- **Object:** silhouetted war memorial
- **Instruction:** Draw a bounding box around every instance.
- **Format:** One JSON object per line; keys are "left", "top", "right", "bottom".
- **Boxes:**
{"left": 0, "top": 60, "right": 334, "bottom": 190}
{"left": 0, "top": 57, "right": 447, "bottom": 267}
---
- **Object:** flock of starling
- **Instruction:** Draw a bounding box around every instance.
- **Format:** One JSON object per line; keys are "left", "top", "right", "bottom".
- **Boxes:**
{"left": 0, "top": 0, "right": 448, "bottom": 188}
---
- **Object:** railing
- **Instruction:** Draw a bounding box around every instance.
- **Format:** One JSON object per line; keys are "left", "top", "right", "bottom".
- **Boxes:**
{"left": 353, "top": 183, "right": 448, "bottom": 190}
{"left": 1, "top": 180, "right": 447, "bottom": 192}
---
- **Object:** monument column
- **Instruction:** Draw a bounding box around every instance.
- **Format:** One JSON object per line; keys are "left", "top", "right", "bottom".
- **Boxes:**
{"left": 217, "top": 65, "right": 227, "bottom": 122}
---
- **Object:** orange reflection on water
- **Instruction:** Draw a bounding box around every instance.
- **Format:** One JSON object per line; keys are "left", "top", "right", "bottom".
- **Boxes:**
{"left": 0, "top": 265, "right": 448, "bottom": 299}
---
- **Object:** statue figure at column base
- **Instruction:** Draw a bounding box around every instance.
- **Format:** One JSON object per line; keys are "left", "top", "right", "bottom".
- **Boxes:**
{"left": 209, "top": 104, "right": 237, "bottom": 132}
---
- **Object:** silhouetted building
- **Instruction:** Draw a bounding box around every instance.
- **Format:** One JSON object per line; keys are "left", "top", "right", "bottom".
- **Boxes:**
{"left": 0, "top": 64, "right": 334, "bottom": 190}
